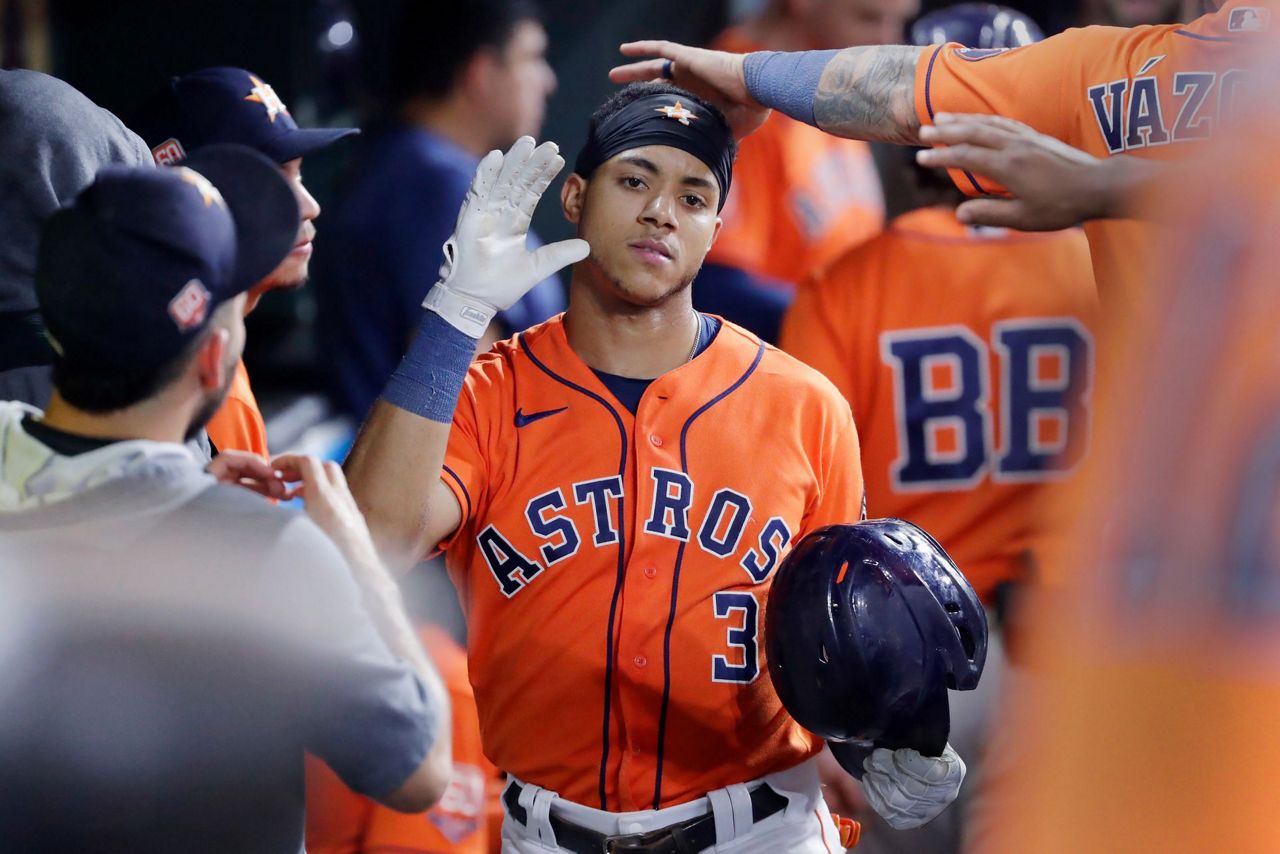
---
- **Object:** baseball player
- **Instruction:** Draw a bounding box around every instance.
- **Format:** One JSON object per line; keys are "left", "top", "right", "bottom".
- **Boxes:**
{"left": 692, "top": 0, "right": 893, "bottom": 341}
{"left": 132, "top": 67, "right": 358, "bottom": 457}
{"left": 978, "top": 49, "right": 1280, "bottom": 854}
{"left": 610, "top": 0, "right": 1264, "bottom": 321}
{"left": 344, "top": 83, "right": 966, "bottom": 852}
{"left": 780, "top": 8, "right": 1098, "bottom": 852}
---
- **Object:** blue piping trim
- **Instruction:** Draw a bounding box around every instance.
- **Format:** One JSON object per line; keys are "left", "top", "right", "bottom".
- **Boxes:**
{"left": 922, "top": 44, "right": 989, "bottom": 196}
{"left": 442, "top": 464, "right": 472, "bottom": 523}
{"left": 1173, "top": 29, "right": 1250, "bottom": 43}
{"left": 523, "top": 335, "right": 629, "bottom": 811}
{"left": 651, "top": 340, "right": 765, "bottom": 808}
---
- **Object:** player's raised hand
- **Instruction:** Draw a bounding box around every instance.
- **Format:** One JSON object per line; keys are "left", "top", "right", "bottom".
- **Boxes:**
{"left": 611, "top": 41, "right": 769, "bottom": 140}
{"left": 917, "top": 113, "right": 1144, "bottom": 231}
{"left": 425, "top": 136, "right": 590, "bottom": 338}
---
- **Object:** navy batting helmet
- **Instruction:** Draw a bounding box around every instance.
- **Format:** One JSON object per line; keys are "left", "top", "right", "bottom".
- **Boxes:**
{"left": 765, "top": 519, "right": 987, "bottom": 763}
{"left": 910, "top": 3, "right": 1044, "bottom": 49}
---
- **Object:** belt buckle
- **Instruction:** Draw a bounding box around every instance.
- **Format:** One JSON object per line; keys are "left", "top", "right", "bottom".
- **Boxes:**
{"left": 603, "top": 826, "right": 672, "bottom": 852}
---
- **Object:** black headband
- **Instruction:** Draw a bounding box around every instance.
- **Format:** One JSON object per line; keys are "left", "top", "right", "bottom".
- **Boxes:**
{"left": 574, "top": 92, "right": 734, "bottom": 211}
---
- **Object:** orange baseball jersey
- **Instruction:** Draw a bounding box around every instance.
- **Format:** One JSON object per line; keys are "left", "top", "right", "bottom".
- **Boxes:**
{"left": 914, "top": 0, "right": 1270, "bottom": 318}
{"left": 977, "top": 76, "right": 1280, "bottom": 853}
{"left": 706, "top": 28, "right": 884, "bottom": 287}
{"left": 437, "top": 314, "right": 863, "bottom": 812}
{"left": 781, "top": 207, "right": 1097, "bottom": 604}
{"left": 205, "top": 358, "right": 269, "bottom": 457}
{"left": 305, "top": 626, "right": 497, "bottom": 854}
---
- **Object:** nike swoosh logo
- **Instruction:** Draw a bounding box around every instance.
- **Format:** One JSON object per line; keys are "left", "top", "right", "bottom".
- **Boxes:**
{"left": 514, "top": 406, "right": 568, "bottom": 428}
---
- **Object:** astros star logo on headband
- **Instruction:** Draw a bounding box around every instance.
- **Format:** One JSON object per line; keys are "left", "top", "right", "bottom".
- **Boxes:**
{"left": 244, "top": 74, "right": 289, "bottom": 122}
{"left": 656, "top": 100, "right": 697, "bottom": 126}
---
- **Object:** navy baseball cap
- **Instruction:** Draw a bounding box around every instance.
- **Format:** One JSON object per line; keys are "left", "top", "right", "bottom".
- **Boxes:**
{"left": 132, "top": 67, "right": 358, "bottom": 165}
{"left": 36, "top": 144, "right": 299, "bottom": 370}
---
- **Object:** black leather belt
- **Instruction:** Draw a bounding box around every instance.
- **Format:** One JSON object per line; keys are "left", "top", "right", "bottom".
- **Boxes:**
{"left": 502, "top": 781, "right": 789, "bottom": 854}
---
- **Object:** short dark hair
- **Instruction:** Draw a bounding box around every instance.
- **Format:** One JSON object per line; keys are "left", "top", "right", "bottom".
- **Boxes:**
{"left": 388, "top": 0, "right": 541, "bottom": 102}
{"left": 584, "top": 82, "right": 737, "bottom": 165}
{"left": 52, "top": 330, "right": 208, "bottom": 414}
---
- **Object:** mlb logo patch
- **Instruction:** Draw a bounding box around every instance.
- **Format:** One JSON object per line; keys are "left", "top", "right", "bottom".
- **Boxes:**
{"left": 1229, "top": 6, "right": 1269, "bottom": 32}
{"left": 151, "top": 138, "right": 186, "bottom": 166}
{"left": 168, "top": 278, "right": 211, "bottom": 331}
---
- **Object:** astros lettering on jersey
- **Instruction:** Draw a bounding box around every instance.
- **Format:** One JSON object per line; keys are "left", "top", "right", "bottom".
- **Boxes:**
{"left": 437, "top": 315, "right": 863, "bottom": 811}
{"left": 914, "top": 0, "right": 1269, "bottom": 317}
{"left": 782, "top": 207, "right": 1098, "bottom": 604}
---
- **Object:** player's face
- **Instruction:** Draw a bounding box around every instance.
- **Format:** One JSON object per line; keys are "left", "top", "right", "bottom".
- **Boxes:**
{"left": 802, "top": 0, "right": 920, "bottom": 49}
{"left": 1103, "top": 0, "right": 1186, "bottom": 25}
{"left": 247, "top": 158, "right": 319, "bottom": 312}
{"left": 487, "top": 20, "right": 556, "bottom": 148}
{"left": 565, "top": 145, "right": 722, "bottom": 308}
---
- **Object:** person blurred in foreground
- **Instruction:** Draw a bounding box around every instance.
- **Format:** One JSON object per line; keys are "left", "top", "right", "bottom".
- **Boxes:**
{"left": 0, "top": 147, "right": 450, "bottom": 854}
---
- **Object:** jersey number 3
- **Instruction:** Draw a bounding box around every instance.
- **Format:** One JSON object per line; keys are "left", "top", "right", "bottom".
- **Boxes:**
{"left": 881, "top": 320, "right": 1094, "bottom": 490}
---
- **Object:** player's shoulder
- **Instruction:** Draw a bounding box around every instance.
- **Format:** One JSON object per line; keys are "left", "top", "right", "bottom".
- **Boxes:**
{"left": 720, "top": 321, "right": 853, "bottom": 415}
{"left": 460, "top": 313, "right": 566, "bottom": 402}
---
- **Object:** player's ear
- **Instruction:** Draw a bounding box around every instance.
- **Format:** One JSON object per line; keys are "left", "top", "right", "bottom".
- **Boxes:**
{"left": 562, "top": 173, "right": 587, "bottom": 224}
{"left": 193, "top": 328, "right": 232, "bottom": 394}
{"left": 708, "top": 216, "right": 723, "bottom": 250}
{"left": 461, "top": 48, "right": 500, "bottom": 99}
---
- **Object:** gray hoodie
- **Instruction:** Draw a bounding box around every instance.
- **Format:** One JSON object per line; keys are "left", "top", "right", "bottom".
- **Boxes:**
{"left": 0, "top": 401, "right": 439, "bottom": 853}
{"left": 0, "top": 70, "right": 152, "bottom": 404}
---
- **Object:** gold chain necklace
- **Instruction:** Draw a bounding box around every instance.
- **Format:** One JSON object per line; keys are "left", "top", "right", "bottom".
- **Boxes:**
{"left": 685, "top": 311, "right": 702, "bottom": 364}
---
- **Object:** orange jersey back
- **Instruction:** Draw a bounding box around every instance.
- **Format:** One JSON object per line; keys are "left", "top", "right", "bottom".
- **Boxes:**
{"left": 707, "top": 28, "right": 883, "bottom": 286}
{"left": 305, "top": 627, "right": 496, "bottom": 854}
{"left": 979, "top": 69, "right": 1280, "bottom": 853}
{"left": 439, "top": 315, "right": 863, "bottom": 811}
{"left": 206, "top": 358, "right": 269, "bottom": 457}
{"left": 781, "top": 207, "right": 1097, "bottom": 603}
{"left": 914, "top": 0, "right": 1270, "bottom": 317}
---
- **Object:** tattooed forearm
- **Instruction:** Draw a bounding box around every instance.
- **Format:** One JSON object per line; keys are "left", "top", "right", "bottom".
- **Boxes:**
{"left": 813, "top": 46, "right": 925, "bottom": 145}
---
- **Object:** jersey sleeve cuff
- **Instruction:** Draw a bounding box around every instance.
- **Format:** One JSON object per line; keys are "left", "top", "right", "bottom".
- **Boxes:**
{"left": 913, "top": 43, "right": 1001, "bottom": 198}
{"left": 437, "top": 462, "right": 474, "bottom": 551}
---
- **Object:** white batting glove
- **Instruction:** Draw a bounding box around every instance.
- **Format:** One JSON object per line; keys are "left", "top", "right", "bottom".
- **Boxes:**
{"left": 861, "top": 743, "right": 966, "bottom": 830}
{"left": 424, "top": 136, "right": 590, "bottom": 338}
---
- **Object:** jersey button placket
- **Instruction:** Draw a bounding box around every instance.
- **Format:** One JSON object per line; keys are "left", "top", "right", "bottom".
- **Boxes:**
{"left": 649, "top": 433, "right": 663, "bottom": 447}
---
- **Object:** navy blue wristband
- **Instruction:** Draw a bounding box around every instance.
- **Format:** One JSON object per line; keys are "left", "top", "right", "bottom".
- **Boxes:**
{"left": 380, "top": 312, "right": 475, "bottom": 423}
{"left": 743, "top": 49, "right": 840, "bottom": 127}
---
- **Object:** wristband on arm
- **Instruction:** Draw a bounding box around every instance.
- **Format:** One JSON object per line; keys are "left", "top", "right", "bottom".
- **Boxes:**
{"left": 743, "top": 49, "right": 841, "bottom": 127}
{"left": 380, "top": 310, "right": 476, "bottom": 424}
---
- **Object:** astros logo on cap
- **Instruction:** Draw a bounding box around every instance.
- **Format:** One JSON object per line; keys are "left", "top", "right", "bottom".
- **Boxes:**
{"left": 244, "top": 73, "right": 289, "bottom": 122}
{"left": 174, "top": 167, "right": 226, "bottom": 208}
{"left": 656, "top": 100, "right": 697, "bottom": 126}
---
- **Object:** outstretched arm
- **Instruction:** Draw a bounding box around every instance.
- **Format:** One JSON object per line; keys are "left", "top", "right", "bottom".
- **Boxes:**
{"left": 811, "top": 46, "right": 923, "bottom": 145}
{"left": 344, "top": 137, "right": 589, "bottom": 572}
{"left": 917, "top": 113, "right": 1167, "bottom": 229}
{"left": 611, "top": 41, "right": 925, "bottom": 144}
